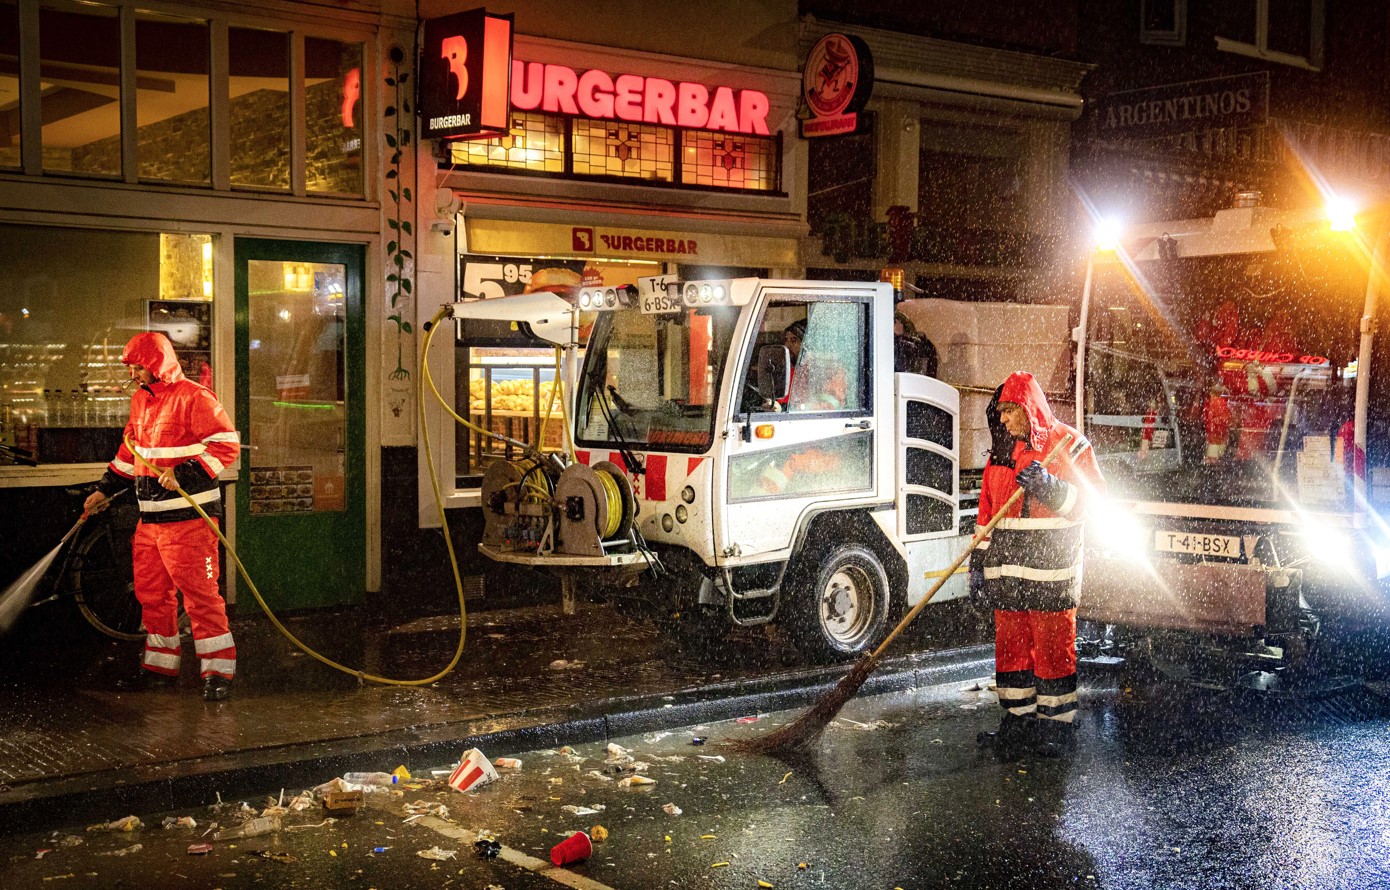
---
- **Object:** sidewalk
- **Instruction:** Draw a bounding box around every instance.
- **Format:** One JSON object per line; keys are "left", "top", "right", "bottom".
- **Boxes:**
{"left": 0, "top": 597, "right": 992, "bottom": 836}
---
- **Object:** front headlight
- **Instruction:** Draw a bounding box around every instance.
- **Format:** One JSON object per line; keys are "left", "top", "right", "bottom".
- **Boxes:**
{"left": 1288, "top": 521, "right": 1355, "bottom": 567}
{"left": 1087, "top": 498, "right": 1150, "bottom": 560}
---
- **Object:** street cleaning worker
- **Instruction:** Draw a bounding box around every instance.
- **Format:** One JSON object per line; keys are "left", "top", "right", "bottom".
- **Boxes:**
{"left": 781, "top": 318, "right": 849, "bottom": 411}
{"left": 970, "top": 371, "right": 1105, "bottom": 759}
{"left": 83, "top": 333, "right": 241, "bottom": 702}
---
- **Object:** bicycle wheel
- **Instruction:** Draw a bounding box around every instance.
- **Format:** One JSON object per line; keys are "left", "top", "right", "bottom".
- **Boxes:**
{"left": 69, "top": 522, "right": 144, "bottom": 641}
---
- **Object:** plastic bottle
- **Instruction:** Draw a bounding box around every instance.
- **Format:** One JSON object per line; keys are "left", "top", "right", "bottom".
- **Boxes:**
{"left": 343, "top": 771, "right": 398, "bottom": 786}
{"left": 213, "top": 814, "right": 281, "bottom": 840}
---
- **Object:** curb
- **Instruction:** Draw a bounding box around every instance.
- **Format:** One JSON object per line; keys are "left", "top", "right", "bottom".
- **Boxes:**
{"left": 0, "top": 644, "right": 993, "bottom": 837}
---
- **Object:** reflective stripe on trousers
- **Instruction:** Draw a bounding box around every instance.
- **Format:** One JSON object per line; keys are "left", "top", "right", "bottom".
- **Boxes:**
{"left": 994, "top": 608, "right": 1077, "bottom": 723}
{"left": 132, "top": 518, "right": 236, "bottom": 679}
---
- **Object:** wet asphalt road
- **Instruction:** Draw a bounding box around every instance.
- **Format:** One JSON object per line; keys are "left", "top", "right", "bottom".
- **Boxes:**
{"left": 3, "top": 662, "right": 1390, "bottom": 890}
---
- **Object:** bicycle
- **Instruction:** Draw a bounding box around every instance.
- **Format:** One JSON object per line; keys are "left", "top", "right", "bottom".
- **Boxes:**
{"left": 26, "top": 487, "right": 145, "bottom": 641}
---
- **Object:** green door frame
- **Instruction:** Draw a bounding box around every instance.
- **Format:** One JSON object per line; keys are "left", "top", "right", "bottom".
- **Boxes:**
{"left": 233, "top": 238, "right": 366, "bottom": 611}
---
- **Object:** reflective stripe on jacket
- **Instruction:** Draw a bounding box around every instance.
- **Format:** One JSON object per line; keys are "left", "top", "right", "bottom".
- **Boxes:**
{"left": 98, "top": 334, "right": 240, "bottom": 523}
{"left": 976, "top": 372, "right": 1106, "bottom": 612}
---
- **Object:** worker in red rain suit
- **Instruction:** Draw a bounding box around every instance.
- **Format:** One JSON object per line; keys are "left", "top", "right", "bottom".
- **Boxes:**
{"left": 83, "top": 333, "right": 241, "bottom": 702}
{"left": 1203, "top": 385, "right": 1233, "bottom": 463}
{"left": 969, "top": 372, "right": 1106, "bottom": 760}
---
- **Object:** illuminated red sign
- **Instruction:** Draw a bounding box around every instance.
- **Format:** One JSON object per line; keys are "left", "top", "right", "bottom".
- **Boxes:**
{"left": 800, "top": 33, "right": 873, "bottom": 139}
{"left": 510, "top": 61, "right": 770, "bottom": 136}
{"left": 341, "top": 68, "right": 360, "bottom": 128}
{"left": 421, "top": 9, "right": 514, "bottom": 140}
{"left": 1215, "top": 346, "right": 1328, "bottom": 365}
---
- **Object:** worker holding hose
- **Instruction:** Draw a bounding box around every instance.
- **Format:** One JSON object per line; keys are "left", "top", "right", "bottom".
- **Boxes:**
{"left": 83, "top": 333, "right": 241, "bottom": 702}
{"left": 970, "top": 372, "right": 1105, "bottom": 759}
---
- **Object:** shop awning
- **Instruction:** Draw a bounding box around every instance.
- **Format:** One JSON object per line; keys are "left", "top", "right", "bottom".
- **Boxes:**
{"left": 461, "top": 217, "right": 800, "bottom": 268}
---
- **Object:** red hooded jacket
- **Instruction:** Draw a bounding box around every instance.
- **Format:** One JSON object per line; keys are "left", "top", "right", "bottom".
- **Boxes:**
{"left": 976, "top": 372, "right": 1106, "bottom": 612}
{"left": 96, "top": 333, "right": 240, "bottom": 523}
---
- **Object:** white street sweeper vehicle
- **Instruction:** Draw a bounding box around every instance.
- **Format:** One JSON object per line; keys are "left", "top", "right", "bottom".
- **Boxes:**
{"left": 449, "top": 277, "right": 1070, "bottom": 661}
{"left": 1074, "top": 198, "right": 1390, "bottom": 676}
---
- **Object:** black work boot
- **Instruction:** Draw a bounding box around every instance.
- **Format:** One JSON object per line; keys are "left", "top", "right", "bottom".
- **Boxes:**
{"left": 113, "top": 665, "right": 178, "bottom": 692}
{"left": 202, "top": 675, "right": 233, "bottom": 702}
{"left": 976, "top": 714, "right": 1035, "bottom": 762}
{"left": 1033, "top": 718, "right": 1077, "bottom": 758}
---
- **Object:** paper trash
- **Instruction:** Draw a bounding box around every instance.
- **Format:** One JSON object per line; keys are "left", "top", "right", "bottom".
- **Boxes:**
{"left": 448, "top": 748, "right": 499, "bottom": 794}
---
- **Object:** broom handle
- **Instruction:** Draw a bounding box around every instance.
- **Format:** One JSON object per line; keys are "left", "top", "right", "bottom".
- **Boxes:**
{"left": 867, "top": 432, "right": 1077, "bottom": 661}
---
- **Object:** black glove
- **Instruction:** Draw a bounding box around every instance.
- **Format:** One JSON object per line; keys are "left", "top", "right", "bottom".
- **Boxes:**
{"left": 968, "top": 549, "right": 986, "bottom": 601}
{"left": 1015, "top": 460, "right": 1071, "bottom": 513}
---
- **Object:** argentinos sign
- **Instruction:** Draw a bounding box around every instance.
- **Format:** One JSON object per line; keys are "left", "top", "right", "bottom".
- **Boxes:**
{"left": 420, "top": 9, "right": 514, "bottom": 140}
{"left": 800, "top": 32, "right": 873, "bottom": 138}
{"left": 1095, "top": 72, "right": 1269, "bottom": 141}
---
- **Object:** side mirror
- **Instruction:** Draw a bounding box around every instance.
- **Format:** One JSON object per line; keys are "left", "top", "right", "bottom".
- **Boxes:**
{"left": 756, "top": 344, "right": 790, "bottom": 402}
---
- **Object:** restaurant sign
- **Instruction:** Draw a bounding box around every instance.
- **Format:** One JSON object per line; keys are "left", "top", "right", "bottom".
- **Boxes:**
{"left": 1095, "top": 72, "right": 1269, "bottom": 141}
{"left": 421, "top": 9, "right": 514, "bottom": 140}
{"left": 800, "top": 32, "right": 873, "bottom": 138}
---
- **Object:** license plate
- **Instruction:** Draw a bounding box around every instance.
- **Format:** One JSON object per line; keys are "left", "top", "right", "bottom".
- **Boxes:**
{"left": 1153, "top": 530, "right": 1241, "bottom": 557}
{"left": 640, "top": 292, "right": 683, "bottom": 314}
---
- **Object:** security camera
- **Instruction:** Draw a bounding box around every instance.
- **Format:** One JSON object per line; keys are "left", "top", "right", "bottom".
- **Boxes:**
{"left": 431, "top": 220, "right": 453, "bottom": 237}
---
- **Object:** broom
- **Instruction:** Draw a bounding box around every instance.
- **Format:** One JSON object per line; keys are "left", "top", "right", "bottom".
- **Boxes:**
{"left": 732, "top": 432, "right": 1079, "bottom": 755}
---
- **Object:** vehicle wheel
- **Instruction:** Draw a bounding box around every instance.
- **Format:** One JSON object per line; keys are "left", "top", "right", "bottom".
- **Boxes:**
{"left": 69, "top": 523, "right": 144, "bottom": 641}
{"left": 787, "top": 543, "right": 890, "bottom": 662}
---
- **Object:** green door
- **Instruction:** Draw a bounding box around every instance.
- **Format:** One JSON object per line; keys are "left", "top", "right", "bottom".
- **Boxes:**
{"left": 233, "top": 239, "right": 366, "bottom": 610}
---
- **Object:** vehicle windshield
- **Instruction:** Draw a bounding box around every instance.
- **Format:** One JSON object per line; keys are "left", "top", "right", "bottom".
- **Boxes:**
{"left": 575, "top": 305, "right": 740, "bottom": 453}
{"left": 1085, "top": 231, "right": 1362, "bottom": 511}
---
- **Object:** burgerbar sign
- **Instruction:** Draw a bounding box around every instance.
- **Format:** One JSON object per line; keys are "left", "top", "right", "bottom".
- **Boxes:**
{"left": 510, "top": 61, "right": 769, "bottom": 136}
{"left": 421, "top": 9, "right": 515, "bottom": 140}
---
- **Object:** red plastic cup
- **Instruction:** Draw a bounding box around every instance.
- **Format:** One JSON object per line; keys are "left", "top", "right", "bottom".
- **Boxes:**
{"left": 550, "top": 830, "right": 592, "bottom": 866}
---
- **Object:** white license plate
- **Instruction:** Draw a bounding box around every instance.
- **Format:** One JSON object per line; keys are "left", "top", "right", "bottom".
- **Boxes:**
{"left": 640, "top": 292, "right": 683, "bottom": 314}
{"left": 1153, "top": 530, "right": 1241, "bottom": 557}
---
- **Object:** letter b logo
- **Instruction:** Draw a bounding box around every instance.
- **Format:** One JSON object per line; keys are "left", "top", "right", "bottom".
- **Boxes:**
{"left": 441, "top": 36, "right": 468, "bottom": 100}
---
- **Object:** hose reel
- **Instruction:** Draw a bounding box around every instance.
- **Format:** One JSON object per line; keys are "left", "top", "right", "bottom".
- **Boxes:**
{"left": 479, "top": 456, "right": 634, "bottom": 557}
{"left": 552, "top": 460, "right": 635, "bottom": 556}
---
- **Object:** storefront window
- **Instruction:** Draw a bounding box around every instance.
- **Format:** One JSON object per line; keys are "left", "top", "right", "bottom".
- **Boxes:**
{"left": 229, "top": 27, "right": 290, "bottom": 190}
{"left": 452, "top": 112, "right": 565, "bottom": 172}
{"left": 453, "top": 254, "right": 661, "bottom": 486}
{"left": 681, "top": 131, "right": 776, "bottom": 190}
{"left": 305, "top": 37, "right": 364, "bottom": 195}
{"left": 136, "top": 12, "right": 210, "bottom": 185}
{"left": 0, "top": 225, "right": 215, "bottom": 466}
{"left": 450, "top": 111, "right": 780, "bottom": 193}
{"left": 39, "top": 3, "right": 121, "bottom": 177}
{"left": 918, "top": 121, "right": 1026, "bottom": 234}
{"left": 0, "top": 1, "right": 19, "bottom": 169}
{"left": 573, "top": 119, "right": 674, "bottom": 181}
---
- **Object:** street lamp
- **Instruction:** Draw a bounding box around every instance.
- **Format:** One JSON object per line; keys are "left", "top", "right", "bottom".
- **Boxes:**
{"left": 1074, "top": 218, "right": 1121, "bottom": 438}
{"left": 1326, "top": 195, "right": 1358, "bottom": 233}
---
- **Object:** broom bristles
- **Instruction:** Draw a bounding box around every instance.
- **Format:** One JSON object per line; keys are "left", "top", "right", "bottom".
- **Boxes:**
{"left": 728, "top": 654, "right": 880, "bottom": 754}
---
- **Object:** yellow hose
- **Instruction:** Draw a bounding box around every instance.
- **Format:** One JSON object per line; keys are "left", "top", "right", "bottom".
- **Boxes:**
{"left": 594, "top": 468, "right": 623, "bottom": 538}
{"left": 537, "top": 347, "right": 560, "bottom": 453}
{"left": 120, "top": 305, "right": 471, "bottom": 686}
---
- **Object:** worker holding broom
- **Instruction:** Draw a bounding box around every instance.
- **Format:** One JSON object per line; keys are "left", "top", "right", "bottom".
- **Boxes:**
{"left": 83, "top": 333, "right": 241, "bottom": 702}
{"left": 970, "top": 371, "right": 1105, "bottom": 760}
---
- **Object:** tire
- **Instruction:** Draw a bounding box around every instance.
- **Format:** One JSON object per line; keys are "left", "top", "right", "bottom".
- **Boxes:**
{"left": 787, "top": 543, "right": 890, "bottom": 662}
{"left": 69, "top": 522, "right": 144, "bottom": 641}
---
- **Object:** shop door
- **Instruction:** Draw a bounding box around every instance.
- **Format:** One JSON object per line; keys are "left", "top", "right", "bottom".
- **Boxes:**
{"left": 233, "top": 239, "right": 365, "bottom": 610}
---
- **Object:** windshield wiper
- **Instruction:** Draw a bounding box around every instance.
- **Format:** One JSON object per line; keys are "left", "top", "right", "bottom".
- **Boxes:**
{"left": 587, "top": 374, "right": 644, "bottom": 476}
{"left": 607, "top": 385, "right": 636, "bottom": 416}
